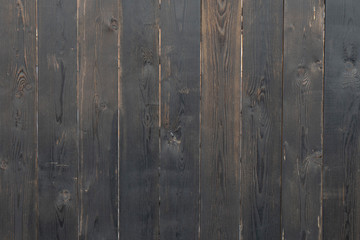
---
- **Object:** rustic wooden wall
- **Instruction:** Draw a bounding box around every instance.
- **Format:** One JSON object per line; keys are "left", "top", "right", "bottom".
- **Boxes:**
{"left": 1, "top": 0, "right": 360, "bottom": 239}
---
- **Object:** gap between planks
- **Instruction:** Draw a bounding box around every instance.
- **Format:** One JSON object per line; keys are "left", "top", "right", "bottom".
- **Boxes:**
{"left": 280, "top": 0, "right": 285, "bottom": 237}
{"left": 320, "top": 2, "right": 326, "bottom": 239}
{"left": 117, "top": 0, "right": 123, "bottom": 239}
{"left": 239, "top": 0, "right": 244, "bottom": 239}
{"left": 35, "top": 0, "right": 40, "bottom": 238}
{"left": 198, "top": 0, "right": 202, "bottom": 238}
{"left": 158, "top": 0, "right": 161, "bottom": 237}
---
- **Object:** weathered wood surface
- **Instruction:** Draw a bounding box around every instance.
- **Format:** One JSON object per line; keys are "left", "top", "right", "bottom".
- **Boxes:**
{"left": 200, "top": 0, "right": 242, "bottom": 239}
{"left": 38, "top": 0, "right": 78, "bottom": 239}
{"left": 159, "top": 0, "right": 200, "bottom": 239}
{"left": 0, "top": 0, "right": 38, "bottom": 239}
{"left": 2, "top": 1, "right": 360, "bottom": 239}
{"left": 323, "top": 0, "right": 360, "bottom": 239}
{"left": 241, "top": 0, "right": 283, "bottom": 239}
{"left": 77, "top": 0, "right": 119, "bottom": 239}
{"left": 282, "top": 0, "right": 324, "bottom": 239}
{"left": 119, "top": 0, "right": 159, "bottom": 239}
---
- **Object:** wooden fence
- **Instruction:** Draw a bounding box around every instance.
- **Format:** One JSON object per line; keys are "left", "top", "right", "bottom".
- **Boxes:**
{"left": 0, "top": 0, "right": 358, "bottom": 239}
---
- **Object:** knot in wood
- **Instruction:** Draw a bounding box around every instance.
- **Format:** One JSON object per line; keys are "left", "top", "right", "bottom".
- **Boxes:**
{"left": 110, "top": 18, "right": 118, "bottom": 31}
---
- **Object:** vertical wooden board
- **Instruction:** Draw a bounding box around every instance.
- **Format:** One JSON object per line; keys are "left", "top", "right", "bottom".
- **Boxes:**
{"left": 324, "top": 0, "right": 360, "bottom": 239}
{"left": 0, "top": 3, "right": 15, "bottom": 238}
{"left": 282, "top": 0, "right": 324, "bottom": 239}
{"left": 159, "top": 0, "right": 200, "bottom": 239}
{"left": 200, "top": 0, "right": 241, "bottom": 239}
{"left": 37, "top": 0, "right": 78, "bottom": 239}
{"left": 119, "top": 0, "right": 159, "bottom": 239}
{"left": 241, "top": 0, "right": 283, "bottom": 239}
{"left": 0, "top": 0, "right": 38, "bottom": 239}
{"left": 78, "top": 0, "right": 119, "bottom": 239}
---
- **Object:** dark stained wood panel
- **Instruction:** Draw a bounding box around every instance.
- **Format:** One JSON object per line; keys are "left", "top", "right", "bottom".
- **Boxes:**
{"left": 3, "top": 1, "right": 360, "bottom": 239}
{"left": 241, "top": 0, "right": 283, "bottom": 239}
{"left": 119, "top": 0, "right": 159, "bottom": 239}
{"left": 38, "top": 0, "right": 78, "bottom": 239}
{"left": 0, "top": 0, "right": 38, "bottom": 239}
{"left": 200, "top": 0, "right": 242, "bottom": 239}
{"left": 78, "top": 0, "right": 119, "bottom": 238}
{"left": 282, "top": 0, "right": 324, "bottom": 239}
{"left": 159, "top": 0, "right": 200, "bottom": 239}
{"left": 323, "top": 0, "right": 360, "bottom": 239}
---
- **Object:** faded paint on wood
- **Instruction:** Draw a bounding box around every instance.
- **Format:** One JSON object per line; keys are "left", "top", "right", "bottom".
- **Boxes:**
{"left": 0, "top": 0, "right": 38, "bottom": 239}
{"left": 38, "top": 0, "right": 78, "bottom": 239}
{"left": 324, "top": 0, "right": 360, "bottom": 239}
{"left": 241, "top": 0, "right": 283, "bottom": 238}
{"left": 159, "top": 0, "right": 200, "bottom": 239}
{"left": 119, "top": 0, "right": 159, "bottom": 239}
{"left": 1, "top": 1, "right": 360, "bottom": 239}
{"left": 78, "top": 0, "right": 119, "bottom": 238}
{"left": 282, "top": 0, "right": 324, "bottom": 239}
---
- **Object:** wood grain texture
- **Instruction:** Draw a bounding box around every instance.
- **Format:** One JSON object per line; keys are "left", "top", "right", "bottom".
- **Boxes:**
{"left": 323, "top": 0, "right": 360, "bottom": 239}
{"left": 200, "top": 0, "right": 241, "bottom": 239}
{"left": 241, "top": 0, "right": 283, "bottom": 239}
{"left": 119, "top": 0, "right": 159, "bottom": 239}
{"left": 78, "top": 0, "right": 119, "bottom": 239}
{"left": 282, "top": 0, "right": 324, "bottom": 239}
{"left": 0, "top": 0, "right": 38, "bottom": 239}
{"left": 38, "top": 0, "right": 78, "bottom": 239}
{"left": 159, "top": 0, "right": 200, "bottom": 239}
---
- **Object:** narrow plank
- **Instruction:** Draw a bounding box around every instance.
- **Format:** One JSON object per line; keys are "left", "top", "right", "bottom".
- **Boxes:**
{"left": 0, "top": 0, "right": 38, "bottom": 239}
{"left": 323, "top": 0, "right": 360, "bottom": 239}
{"left": 200, "top": 0, "right": 241, "bottom": 239}
{"left": 0, "top": 3, "right": 16, "bottom": 237}
{"left": 241, "top": 0, "right": 283, "bottom": 238}
{"left": 159, "top": 0, "right": 200, "bottom": 239}
{"left": 119, "top": 0, "right": 159, "bottom": 239}
{"left": 37, "top": 0, "right": 78, "bottom": 239}
{"left": 78, "top": 0, "right": 119, "bottom": 238}
{"left": 282, "top": 0, "right": 324, "bottom": 239}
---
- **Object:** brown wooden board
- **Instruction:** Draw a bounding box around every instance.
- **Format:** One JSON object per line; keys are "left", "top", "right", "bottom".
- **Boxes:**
{"left": 0, "top": 0, "right": 38, "bottom": 239}
{"left": 200, "top": 0, "right": 242, "bottom": 239}
{"left": 119, "top": 0, "right": 159, "bottom": 239}
{"left": 159, "top": 0, "right": 200, "bottom": 239}
{"left": 38, "top": 0, "right": 78, "bottom": 239}
{"left": 282, "top": 0, "right": 324, "bottom": 239}
{"left": 241, "top": 0, "right": 283, "bottom": 238}
{"left": 77, "top": 0, "right": 119, "bottom": 238}
{"left": 323, "top": 0, "right": 360, "bottom": 239}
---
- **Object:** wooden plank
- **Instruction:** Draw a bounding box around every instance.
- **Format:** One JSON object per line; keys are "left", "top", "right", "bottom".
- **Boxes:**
{"left": 323, "top": 0, "right": 360, "bottom": 239}
{"left": 77, "top": 0, "right": 119, "bottom": 238}
{"left": 241, "top": 0, "right": 283, "bottom": 239}
{"left": 0, "top": 0, "right": 38, "bottom": 239}
{"left": 281, "top": 0, "right": 324, "bottom": 239}
{"left": 200, "top": 0, "right": 241, "bottom": 239}
{"left": 119, "top": 0, "right": 159, "bottom": 239}
{"left": 159, "top": 0, "right": 200, "bottom": 239}
{"left": 37, "top": 0, "right": 78, "bottom": 239}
